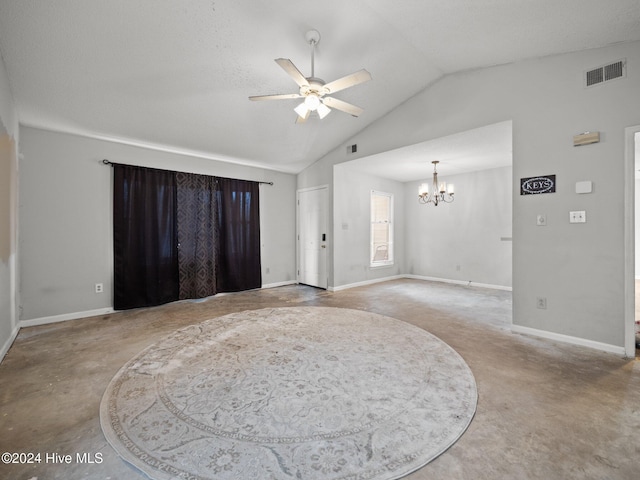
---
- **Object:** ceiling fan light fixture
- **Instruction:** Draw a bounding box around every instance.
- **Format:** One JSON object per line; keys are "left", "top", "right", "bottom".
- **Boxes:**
{"left": 304, "top": 94, "right": 321, "bottom": 110}
{"left": 317, "top": 102, "right": 331, "bottom": 119}
{"left": 294, "top": 102, "right": 310, "bottom": 118}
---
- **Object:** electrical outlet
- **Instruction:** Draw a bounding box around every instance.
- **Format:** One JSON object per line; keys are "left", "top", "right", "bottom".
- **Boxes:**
{"left": 569, "top": 211, "right": 586, "bottom": 223}
{"left": 95, "top": 283, "right": 104, "bottom": 293}
{"left": 536, "top": 297, "right": 547, "bottom": 309}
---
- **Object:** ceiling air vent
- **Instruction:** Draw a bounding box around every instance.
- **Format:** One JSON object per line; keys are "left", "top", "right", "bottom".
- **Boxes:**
{"left": 585, "top": 59, "right": 626, "bottom": 88}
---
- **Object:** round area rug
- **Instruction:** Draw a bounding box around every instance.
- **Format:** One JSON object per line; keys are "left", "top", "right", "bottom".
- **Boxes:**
{"left": 100, "top": 307, "right": 477, "bottom": 480}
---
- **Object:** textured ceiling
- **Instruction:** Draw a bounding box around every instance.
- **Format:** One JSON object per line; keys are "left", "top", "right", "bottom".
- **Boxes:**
{"left": 0, "top": 0, "right": 639, "bottom": 174}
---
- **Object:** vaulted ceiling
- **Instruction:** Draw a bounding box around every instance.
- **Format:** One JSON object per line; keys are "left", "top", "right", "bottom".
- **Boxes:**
{"left": 0, "top": 0, "right": 639, "bottom": 174}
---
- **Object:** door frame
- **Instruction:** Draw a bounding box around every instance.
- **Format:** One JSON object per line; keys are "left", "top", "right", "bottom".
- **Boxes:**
{"left": 296, "top": 185, "right": 329, "bottom": 289}
{"left": 624, "top": 124, "right": 639, "bottom": 357}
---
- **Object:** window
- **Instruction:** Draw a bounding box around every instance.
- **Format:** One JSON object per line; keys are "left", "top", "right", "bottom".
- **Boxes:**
{"left": 370, "top": 190, "right": 393, "bottom": 266}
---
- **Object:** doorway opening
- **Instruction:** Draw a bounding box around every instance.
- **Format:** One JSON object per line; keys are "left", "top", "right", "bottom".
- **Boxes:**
{"left": 633, "top": 130, "right": 640, "bottom": 356}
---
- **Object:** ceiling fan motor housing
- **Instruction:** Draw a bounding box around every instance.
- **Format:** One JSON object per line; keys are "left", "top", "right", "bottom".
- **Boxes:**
{"left": 300, "top": 77, "right": 327, "bottom": 97}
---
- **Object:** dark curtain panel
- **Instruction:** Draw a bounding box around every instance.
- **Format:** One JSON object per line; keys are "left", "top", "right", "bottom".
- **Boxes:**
{"left": 216, "top": 178, "right": 262, "bottom": 292}
{"left": 113, "top": 164, "right": 179, "bottom": 310}
{"left": 176, "top": 171, "right": 219, "bottom": 300}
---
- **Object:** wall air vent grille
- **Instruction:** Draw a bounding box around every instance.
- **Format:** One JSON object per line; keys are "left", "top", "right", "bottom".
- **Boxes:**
{"left": 604, "top": 60, "right": 624, "bottom": 81}
{"left": 585, "top": 67, "right": 604, "bottom": 86}
{"left": 585, "top": 59, "right": 626, "bottom": 87}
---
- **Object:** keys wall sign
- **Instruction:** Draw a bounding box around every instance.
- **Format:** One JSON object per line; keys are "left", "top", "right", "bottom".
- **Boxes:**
{"left": 520, "top": 175, "right": 556, "bottom": 195}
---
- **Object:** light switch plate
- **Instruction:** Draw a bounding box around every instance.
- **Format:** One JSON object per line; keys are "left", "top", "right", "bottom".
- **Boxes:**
{"left": 575, "top": 181, "right": 593, "bottom": 194}
{"left": 569, "top": 211, "right": 586, "bottom": 223}
{"left": 536, "top": 214, "right": 547, "bottom": 226}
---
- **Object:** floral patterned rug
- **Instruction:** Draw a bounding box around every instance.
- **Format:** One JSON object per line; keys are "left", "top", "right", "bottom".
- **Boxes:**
{"left": 100, "top": 307, "right": 477, "bottom": 479}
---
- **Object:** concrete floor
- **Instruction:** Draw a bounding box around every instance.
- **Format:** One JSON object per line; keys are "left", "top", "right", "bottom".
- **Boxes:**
{"left": 0, "top": 279, "right": 638, "bottom": 480}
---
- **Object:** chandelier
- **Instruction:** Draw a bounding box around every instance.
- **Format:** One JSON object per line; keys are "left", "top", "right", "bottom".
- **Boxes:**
{"left": 418, "top": 161, "right": 454, "bottom": 206}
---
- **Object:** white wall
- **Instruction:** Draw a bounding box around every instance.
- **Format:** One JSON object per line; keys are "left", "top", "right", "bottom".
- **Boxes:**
{"left": 405, "top": 166, "right": 512, "bottom": 288}
{"left": 332, "top": 164, "right": 511, "bottom": 291}
{"left": 636, "top": 176, "right": 640, "bottom": 277}
{"left": 333, "top": 165, "right": 405, "bottom": 288}
{"left": 0, "top": 50, "right": 18, "bottom": 361}
{"left": 0, "top": 53, "right": 16, "bottom": 139}
{"left": 18, "top": 127, "right": 297, "bottom": 322}
{"left": 298, "top": 41, "right": 640, "bottom": 350}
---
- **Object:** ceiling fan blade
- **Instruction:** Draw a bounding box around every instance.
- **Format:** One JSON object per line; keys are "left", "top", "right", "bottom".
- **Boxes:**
{"left": 322, "top": 97, "right": 364, "bottom": 117}
{"left": 249, "top": 93, "right": 302, "bottom": 101}
{"left": 275, "top": 58, "right": 309, "bottom": 87}
{"left": 323, "top": 69, "right": 371, "bottom": 94}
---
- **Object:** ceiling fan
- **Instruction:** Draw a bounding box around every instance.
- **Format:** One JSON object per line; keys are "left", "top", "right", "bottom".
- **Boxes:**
{"left": 249, "top": 29, "right": 372, "bottom": 122}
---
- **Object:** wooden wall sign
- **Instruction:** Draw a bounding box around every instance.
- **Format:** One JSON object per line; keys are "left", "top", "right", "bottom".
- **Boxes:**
{"left": 520, "top": 175, "right": 556, "bottom": 195}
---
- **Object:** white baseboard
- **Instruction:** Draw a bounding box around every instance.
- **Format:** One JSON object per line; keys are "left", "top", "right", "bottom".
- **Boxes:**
{"left": 14, "top": 277, "right": 509, "bottom": 329}
{"left": 262, "top": 280, "right": 297, "bottom": 289}
{"left": 511, "top": 324, "right": 626, "bottom": 356}
{"left": 404, "top": 274, "right": 512, "bottom": 291}
{"left": 330, "top": 274, "right": 512, "bottom": 292}
{"left": 0, "top": 324, "right": 20, "bottom": 364}
{"left": 17, "top": 284, "right": 298, "bottom": 328}
{"left": 7, "top": 281, "right": 625, "bottom": 359}
{"left": 15, "top": 283, "right": 297, "bottom": 329}
{"left": 19, "top": 307, "right": 115, "bottom": 328}
{"left": 329, "top": 275, "right": 405, "bottom": 292}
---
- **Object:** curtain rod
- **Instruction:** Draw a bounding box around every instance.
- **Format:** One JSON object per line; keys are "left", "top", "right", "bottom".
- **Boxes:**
{"left": 101, "top": 159, "right": 274, "bottom": 186}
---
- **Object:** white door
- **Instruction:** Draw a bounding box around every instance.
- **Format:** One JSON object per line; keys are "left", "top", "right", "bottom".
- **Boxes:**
{"left": 298, "top": 186, "right": 328, "bottom": 289}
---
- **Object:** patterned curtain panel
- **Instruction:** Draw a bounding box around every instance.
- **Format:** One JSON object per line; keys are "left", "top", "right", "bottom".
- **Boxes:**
{"left": 216, "top": 177, "right": 262, "bottom": 292}
{"left": 112, "top": 164, "right": 262, "bottom": 310}
{"left": 113, "top": 164, "right": 179, "bottom": 310}
{"left": 176, "top": 171, "right": 219, "bottom": 300}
